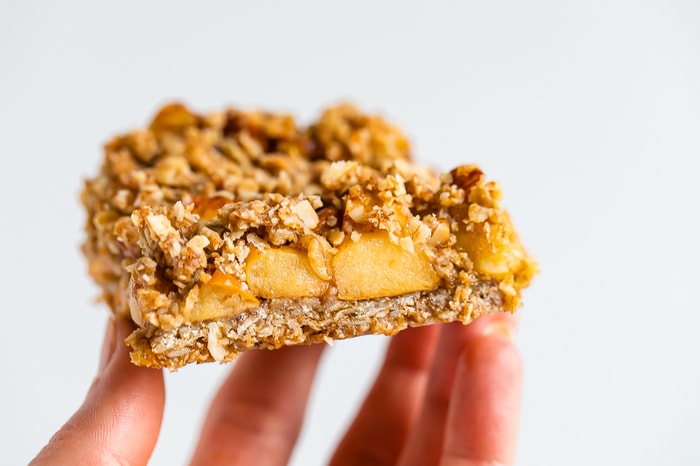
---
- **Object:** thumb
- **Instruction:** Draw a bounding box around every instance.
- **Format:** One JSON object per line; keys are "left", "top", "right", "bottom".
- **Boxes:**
{"left": 30, "top": 319, "right": 165, "bottom": 465}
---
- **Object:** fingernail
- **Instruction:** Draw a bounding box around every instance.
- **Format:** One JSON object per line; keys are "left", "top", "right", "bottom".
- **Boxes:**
{"left": 482, "top": 321, "right": 515, "bottom": 341}
{"left": 98, "top": 318, "right": 117, "bottom": 374}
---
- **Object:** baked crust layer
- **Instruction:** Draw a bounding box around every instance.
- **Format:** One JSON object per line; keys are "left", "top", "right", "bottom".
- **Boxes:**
{"left": 82, "top": 103, "right": 537, "bottom": 369}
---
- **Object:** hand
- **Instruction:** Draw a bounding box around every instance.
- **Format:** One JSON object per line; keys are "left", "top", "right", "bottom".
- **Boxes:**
{"left": 30, "top": 314, "right": 522, "bottom": 466}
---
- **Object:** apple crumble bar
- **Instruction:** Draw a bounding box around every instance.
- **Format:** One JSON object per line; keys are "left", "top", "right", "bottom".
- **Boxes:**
{"left": 81, "top": 103, "right": 537, "bottom": 370}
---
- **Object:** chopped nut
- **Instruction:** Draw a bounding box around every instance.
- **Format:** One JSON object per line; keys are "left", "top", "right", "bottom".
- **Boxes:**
{"left": 468, "top": 203, "right": 491, "bottom": 223}
{"left": 450, "top": 165, "right": 483, "bottom": 190}
{"left": 428, "top": 219, "right": 451, "bottom": 247}
{"left": 289, "top": 199, "right": 320, "bottom": 232}
{"left": 155, "top": 155, "right": 194, "bottom": 187}
{"left": 315, "top": 206, "right": 340, "bottom": 233}
{"left": 321, "top": 160, "right": 360, "bottom": 190}
{"left": 207, "top": 323, "right": 227, "bottom": 361}
{"left": 143, "top": 212, "right": 182, "bottom": 258}
{"left": 327, "top": 228, "right": 346, "bottom": 246}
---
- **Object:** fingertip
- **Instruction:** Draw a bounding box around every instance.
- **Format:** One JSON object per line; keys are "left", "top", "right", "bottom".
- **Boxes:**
{"left": 442, "top": 327, "right": 523, "bottom": 466}
{"left": 459, "top": 331, "right": 522, "bottom": 398}
{"left": 464, "top": 312, "right": 519, "bottom": 339}
{"left": 97, "top": 318, "right": 165, "bottom": 444}
{"left": 90, "top": 319, "right": 165, "bottom": 407}
{"left": 98, "top": 318, "right": 117, "bottom": 375}
{"left": 398, "top": 315, "right": 521, "bottom": 466}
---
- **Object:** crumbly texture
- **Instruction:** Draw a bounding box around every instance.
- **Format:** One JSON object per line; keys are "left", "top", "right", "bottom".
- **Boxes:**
{"left": 82, "top": 103, "right": 537, "bottom": 370}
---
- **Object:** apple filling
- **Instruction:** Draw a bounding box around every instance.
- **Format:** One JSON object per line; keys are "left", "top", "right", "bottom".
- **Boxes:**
{"left": 246, "top": 246, "right": 329, "bottom": 298}
{"left": 332, "top": 231, "right": 439, "bottom": 300}
{"left": 184, "top": 230, "right": 447, "bottom": 322}
{"left": 185, "top": 270, "right": 259, "bottom": 322}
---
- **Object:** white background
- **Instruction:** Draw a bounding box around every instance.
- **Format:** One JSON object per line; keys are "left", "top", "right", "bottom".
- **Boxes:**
{"left": 2, "top": 1, "right": 699, "bottom": 465}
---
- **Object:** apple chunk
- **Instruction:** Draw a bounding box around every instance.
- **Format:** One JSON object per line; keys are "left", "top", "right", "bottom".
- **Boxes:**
{"left": 246, "top": 246, "right": 329, "bottom": 299}
{"left": 333, "top": 231, "right": 439, "bottom": 300}
{"left": 455, "top": 219, "right": 523, "bottom": 277}
{"left": 185, "top": 270, "right": 260, "bottom": 322}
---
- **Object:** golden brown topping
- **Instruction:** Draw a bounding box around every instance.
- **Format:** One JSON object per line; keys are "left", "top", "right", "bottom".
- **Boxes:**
{"left": 149, "top": 103, "right": 199, "bottom": 136}
{"left": 314, "top": 206, "right": 341, "bottom": 233}
{"left": 310, "top": 104, "right": 411, "bottom": 167}
{"left": 192, "top": 196, "right": 230, "bottom": 221}
{"left": 450, "top": 165, "right": 484, "bottom": 191}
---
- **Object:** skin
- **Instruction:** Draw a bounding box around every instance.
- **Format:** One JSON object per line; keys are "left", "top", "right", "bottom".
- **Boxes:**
{"left": 30, "top": 313, "right": 522, "bottom": 466}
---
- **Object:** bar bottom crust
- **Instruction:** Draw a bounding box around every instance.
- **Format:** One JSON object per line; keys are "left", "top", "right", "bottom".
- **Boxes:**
{"left": 127, "top": 280, "right": 501, "bottom": 370}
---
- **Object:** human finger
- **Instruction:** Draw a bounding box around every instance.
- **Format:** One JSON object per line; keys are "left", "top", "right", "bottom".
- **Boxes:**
{"left": 189, "top": 343, "right": 325, "bottom": 466}
{"left": 440, "top": 324, "right": 522, "bottom": 466}
{"left": 398, "top": 313, "right": 517, "bottom": 466}
{"left": 30, "top": 319, "right": 165, "bottom": 466}
{"left": 330, "top": 325, "right": 440, "bottom": 466}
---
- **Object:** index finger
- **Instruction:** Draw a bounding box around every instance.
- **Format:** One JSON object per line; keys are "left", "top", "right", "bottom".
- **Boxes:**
{"left": 30, "top": 319, "right": 165, "bottom": 466}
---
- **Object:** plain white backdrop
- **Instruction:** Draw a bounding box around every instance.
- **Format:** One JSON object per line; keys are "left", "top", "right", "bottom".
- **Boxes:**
{"left": 2, "top": 1, "right": 699, "bottom": 465}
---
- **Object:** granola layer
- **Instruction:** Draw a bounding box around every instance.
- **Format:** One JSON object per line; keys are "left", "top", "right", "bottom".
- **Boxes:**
{"left": 82, "top": 103, "right": 537, "bottom": 369}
